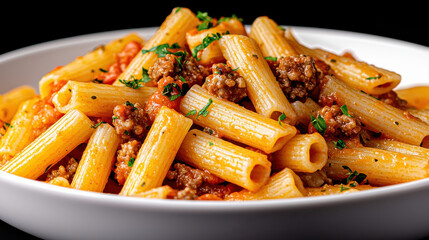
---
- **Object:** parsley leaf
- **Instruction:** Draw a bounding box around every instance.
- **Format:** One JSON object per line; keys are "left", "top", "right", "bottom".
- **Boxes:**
{"left": 192, "top": 32, "right": 228, "bottom": 60}
{"left": 196, "top": 11, "right": 214, "bottom": 31}
{"left": 310, "top": 115, "right": 327, "bottom": 135}
{"left": 342, "top": 165, "right": 367, "bottom": 184}
{"left": 196, "top": 98, "right": 213, "bottom": 119}
{"left": 91, "top": 121, "right": 106, "bottom": 129}
{"left": 333, "top": 139, "right": 346, "bottom": 150}
{"left": 185, "top": 109, "right": 197, "bottom": 117}
{"left": 127, "top": 157, "right": 135, "bottom": 167}
{"left": 340, "top": 105, "right": 353, "bottom": 118}
{"left": 162, "top": 82, "right": 189, "bottom": 101}
{"left": 278, "top": 112, "right": 286, "bottom": 126}
{"left": 141, "top": 43, "right": 181, "bottom": 58}
{"left": 118, "top": 68, "right": 150, "bottom": 89}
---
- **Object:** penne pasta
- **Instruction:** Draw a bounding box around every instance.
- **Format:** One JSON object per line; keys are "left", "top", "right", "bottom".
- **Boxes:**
{"left": 176, "top": 129, "right": 271, "bottom": 192}
{"left": 365, "top": 138, "right": 429, "bottom": 158}
{"left": 326, "top": 145, "right": 429, "bottom": 186}
{"left": 39, "top": 33, "right": 144, "bottom": 98}
{"left": 285, "top": 28, "right": 401, "bottom": 95}
{"left": 129, "top": 185, "right": 174, "bottom": 199}
{"left": 0, "top": 98, "right": 39, "bottom": 166}
{"left": 395, "top": 86, "right": 429, "bottom": 109}
{"left": 231, "top": 168, "right": 307, "bottom": 200}
{"left": 71, "top": 123, "right": 121, "bottom": 192}
{"left": 272, "top": 133, "right": 328, "bottom": 173}
{"left": 249, "top": 16, "right": 297, "bottom": 58}
{"left": 319, "top": 75, "right": 429, "bottom": 147}
{"left": 186, "top": 18, "right": 247, "bottom": 65}
{"left": 0, "top": 109, "right": 94, "bottom": 179}
{"left": 291, "top": 98, "right": 321, "bottom": 126}
{"left": 406, "top": 108, "right": 429, "bottom": 124}
{"left": 120, "top": 106, "right": 193, "bottom": 196}
{"left": 180, "top": 85, "right": 297, "bottom": 153}
{"left": 52, "top": 81, "right": 156, "bottom": 117}
{"left": 219, "top": 34, "right": 297, "bottom": 125}
{"left": 0, "top": 85, "right": 37, "bottom": 123}
{"left": 113, "top": 7, "right": 199, "bottom": 87}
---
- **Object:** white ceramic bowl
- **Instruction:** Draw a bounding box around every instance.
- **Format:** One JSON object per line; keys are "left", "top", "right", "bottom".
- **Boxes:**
{"left": 1, "top": 27, "right": 429, "bottom": 240}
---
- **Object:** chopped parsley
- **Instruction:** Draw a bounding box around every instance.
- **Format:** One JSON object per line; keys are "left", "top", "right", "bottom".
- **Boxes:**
{"left": 340, "top": 105, "right": 353, "bottom": 118}
{"left": 366, "top": 74, "right": 382, "bottom": 80}
{"left": 340, "top": 184, "right": 350, "bottom": 192}
{"left": 192, "top": 32, "right": 228, "bottom": 60}
{"left": 91, "top": 96, "right": 97, "bottom": 100}
{"left": 342, "top": 165, "right": 367, "bottom": 184}
{"left": 141, "top": 43, "right": 182, "bottom": 58}
{"left": 2, "top": 122, "right": 12, "bottom": 130}
{"left": 125, "top": 101, "right": 137, "bottom": 110}
{"left": 127, "top": 157, "right": 135, "bottom": 167}
{"left": 112, "top": 116, "right": 118, "bottom": 122}
{"left": 209, "top": 141, "right": 214, "bottom": 146}
{"left": 118, "top": 68, "right": 151, "bottom": 89}
{"left": 278, "top": 112, "right": 286, "bottom": 126}
{"left": 162, "top": 82, "right": 190, "bottom": 101}
{"left": 91, "top": 121, "right": 106, "bottom": 129}
{"left": 310, "top": 115, "right": 327, "bottom": 135}
{"left": 99, "top": 68, "right": 108, "bottom": 73}
{"left": 218, "top": 14, "right": 243, "bottom": 23}
{"left": 264, "top": 56, "right": 277, "bottom": 61}
{"left": 196, "top": 98, "right": 213, "bottom": 119}
{"left": 333, "top": 139, "right": 346, "bottom": 150}
{"left": 196, "top": 11, "right": 214, "bottom": 31}
{"left": 185, "top": 109, "right": 197, "bottom": 117}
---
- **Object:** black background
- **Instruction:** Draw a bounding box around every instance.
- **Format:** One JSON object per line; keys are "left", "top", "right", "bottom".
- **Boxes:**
{"left": 1, "top": 1, "right": 429, "bottom": 239}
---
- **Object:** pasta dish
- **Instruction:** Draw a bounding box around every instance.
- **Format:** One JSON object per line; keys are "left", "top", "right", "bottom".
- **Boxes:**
{"left": 1, "top": 7, "right": 428, "bottom": 201}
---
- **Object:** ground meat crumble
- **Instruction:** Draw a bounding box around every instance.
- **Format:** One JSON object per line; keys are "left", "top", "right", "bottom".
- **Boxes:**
{"left": 46, "top": 157, "right": 78, "bottom": 183}
{"left": 148, "top": 53, "right": 207, "bottom": 87}
{"left": 112, "top": 102, "right": 150, "bottom": 141}
{"left": 114, "top": 139, "right": 142, "bottom": 185}
{"left": 269, "top": 54, "right": 318, "bottom": 102}
{"left": 202, "top": 63, "right": 247, "bottom": 102}
{"left": 309, "top": 104, "right": 362, "bottom": 138}
{"left": 164, "top": 162, "right": 241, "bottom": 200}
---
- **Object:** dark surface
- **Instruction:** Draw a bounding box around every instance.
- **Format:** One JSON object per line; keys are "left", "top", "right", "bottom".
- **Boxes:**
{"left": 1, "top": 1, "right": 429, "bottom": 239}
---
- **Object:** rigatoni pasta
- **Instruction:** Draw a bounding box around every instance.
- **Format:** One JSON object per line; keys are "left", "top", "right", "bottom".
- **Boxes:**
{"left": 2, "top": 7, "right": 429, "bottom": 201}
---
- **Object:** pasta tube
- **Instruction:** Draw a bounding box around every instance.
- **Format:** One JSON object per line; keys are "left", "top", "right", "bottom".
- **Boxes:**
{"left": 285, "top": 29, "right": 401, "bottom": 95}
{"left": 180, "top": 85, "right": 297, "bottom": 153}
{"left": 186, "top": 18, "right": 247, "bottom": 65}
{"left": 52, "top": 81, "right": 156, "bottom": 117}
{"left": 177, "top": 129, "right": 271, "bottom": 192}
{"left": 248, "top": 168, "right": 307, "bottom": 200}
{"left": 291, "top": 98, "right": 321, "bottom": 125}
{"left": 120, "top": 106, "right": 193, "bottom": 196}
{"left": 407, "top": 108, "right": 429, "bottom": 124}
{"left": 0, "top": 85, "right": 37, "bottom": 123}
{"left": 272, "top": 133, "right": 328, "bottom": 173}
{"left": 326, "top": 145, "right": 429, "bottom": 186}
{"left": 71, "top": 123, "right": 120, "bottom": 192}
{"left": 113, "top": 7, "right": 199, "bottom": 87}
{"left": 0, "top": 110, "right": 94, "bottom": 179}
{"left": 219, "top": 34, "right": 297, "bottom": 125}
{"left": 320, "top": 75, "right": 429, "bottom": 147}
{"left": 130, "top": 185, "right": 173, "bottom": 199}
{"left": 395, "top": 86, "right": 429, "bottom": 109}
{"left": 39, "top": 33, "right": 144, "bottom": 98}
{"left": 249, "top": 16, "right": 297, "bottom": 58}
{"left": 0, "top": 98, "right": 39, "bottom": 166}
{"left": 365, "top": 138, "right": 429, "bottom": 158}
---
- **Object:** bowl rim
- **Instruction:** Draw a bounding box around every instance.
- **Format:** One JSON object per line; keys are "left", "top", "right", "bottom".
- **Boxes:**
{"left": 1, "top": 26, "right": 429, "bottom": 213}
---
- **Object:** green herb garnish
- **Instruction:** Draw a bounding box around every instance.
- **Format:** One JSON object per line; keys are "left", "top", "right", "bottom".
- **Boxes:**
{"left": 310, "top": 115, "right": 327, "bottom": 135}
